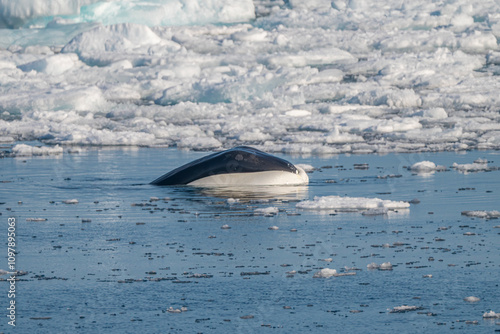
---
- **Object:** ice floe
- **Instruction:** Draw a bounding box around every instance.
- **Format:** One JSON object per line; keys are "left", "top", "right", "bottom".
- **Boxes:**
{"left": 389, "top": 305, "right": 423, "bottom": 313}
{"left": 296, "top": 196, "right": 410, "bottom": 213}
{"left": 409, "top": 161, "right": 446, "bottom": 173}
{"left": 461, "top": 211, "right": 500, "bottom": 219}
{"left": 0, "top": 0, "right": 500, "bottom": 152}
{"left": 483, "top": 311, "right": 500, "bottom": 319}
{"left": 12, "top": 143, "right": 63, "bottom": 156}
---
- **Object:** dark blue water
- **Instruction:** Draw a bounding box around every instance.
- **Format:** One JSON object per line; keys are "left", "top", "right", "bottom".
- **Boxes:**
{"left": 1, "top": 147, "right": 499, "bottom": 333}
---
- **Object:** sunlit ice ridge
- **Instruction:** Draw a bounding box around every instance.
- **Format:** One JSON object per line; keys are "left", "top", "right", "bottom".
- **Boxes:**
{"left": 1, "top": 0, "right": 500, "bottom": 154}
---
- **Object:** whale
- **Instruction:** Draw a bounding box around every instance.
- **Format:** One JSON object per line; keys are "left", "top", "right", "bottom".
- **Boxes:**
{"left": 150, "top": 146, "right": 309, "bottom": 186}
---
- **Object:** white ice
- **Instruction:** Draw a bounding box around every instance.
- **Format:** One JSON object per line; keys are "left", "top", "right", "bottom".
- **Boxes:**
{"left": 296, "top": 195, "right": 410, "bottom": 211}
{"left": 409, "top": 161, "right": 446, "bottom": 173}
{"left": 312, "top": 268, "right": 337, "bottom": 278}
{"left": 1, "top": 0, "right": 500, "bottom": 153}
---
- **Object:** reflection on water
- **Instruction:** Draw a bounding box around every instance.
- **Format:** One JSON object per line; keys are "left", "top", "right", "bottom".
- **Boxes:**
{"left": 196, "top": 185, "right": 309, "bottom": 201}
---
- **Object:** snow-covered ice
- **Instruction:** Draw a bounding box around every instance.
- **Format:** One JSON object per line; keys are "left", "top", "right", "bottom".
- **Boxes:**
{"left": 312, "top": 268, "right": 337, "bottom": 278}
{"left": 296, "top": 195, "right": 410, "bottom": 212}
{"left": 409, "top": 161, "right": 446, "bottom": 173}
{"left": 0, "top": 0, "right": 499, "bottom": 153}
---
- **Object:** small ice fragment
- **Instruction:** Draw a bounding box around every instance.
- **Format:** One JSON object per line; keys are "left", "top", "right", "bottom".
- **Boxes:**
{"left": 221, "top": 224, "right": 231, "bottom": 229}
{"left": 380, "top": 262, "right": 393, "bottom": 270}
{"left": 149, "top": 197, "right": 160, "bottom": 202}
{"left": 167, "top": 307, "right": 182, "bottom": 313}
{"left": 367, "top": 263, "right": 380, "bottom": 270}
{"left": 423, "top": 274, "right": 433, "bottom": 278}
{"left": 464, "top": 296, "right": 480, "bottom": 302}
{"left": 255, "top": 207, "right": 279, "bottom": 216}
{"left": 452, "top": 162, "right": 493, "bottom": 173}
{"left": 410, "top": 161, "right": 437, "bottom": 171}
{"left": 227, "top": 198, "right": 239, "bottom": 204}
{"left": 482, "top": 310, "right": 500, "bottom": 318}
{"left": 389, "top": 305, "right": 422, "bottom": 313}
{"left": 296, "top": 195, "right": 409, "bottom": 211}
{"left": 322, "top": 258, "right": 333, "bottom": 262}
{"left": 268, "top": 226, "right": 279, "bottom": 230}
{"left": 461, "top": 211, "right": 500, "bottom": 219}
{"left": 180, "top": 307, "right": 188, "bottom": 312}
{"left": 62, "top": 199, "right": 78, "bottom": 204}
{"left": 313, "top": 268, "right": 337, "bottom": 278}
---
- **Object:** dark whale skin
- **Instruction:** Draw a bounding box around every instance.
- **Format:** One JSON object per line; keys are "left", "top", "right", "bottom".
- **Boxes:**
{"left": 150, "top": 146, "right": 298, "bottom": 186}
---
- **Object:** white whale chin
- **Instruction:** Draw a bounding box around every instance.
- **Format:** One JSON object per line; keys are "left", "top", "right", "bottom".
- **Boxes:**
{"left": 187, "top": 166, "right": 309, "bottom": 187}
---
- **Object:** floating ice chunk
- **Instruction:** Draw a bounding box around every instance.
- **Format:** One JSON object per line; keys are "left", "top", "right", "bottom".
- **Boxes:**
{"left": 464, "top": 296, "right": 480, "bottom": 302}
{"left": 483, "top": 311, "right": 500, "bottom": 318}
{"left": 296, "top": 196, "right": 410, "bottom": 211}
{"left": 62, "top": 199, "right": 78, "bottom": 204}
{"left": 461, "top": 211, "right": 500, "bottom": 219}
{"left": 221, "top": 224, "right": 231, "bottom": 229}
{"left": 167, "top": 307, "right": 182, "bottom": 313}
{"left": 380, "top": 262, "right": 393, "bottom": 270}
{"left": 389, "top": 305, "right": 423, "bottom": 313}
{"left": 255, "top": 207, "right": 279, "bottom": 215}
{"left": 227, "top": 198, "right": 239, "bottom": 205}
{"left": 367, "top": 263, "right": 380, "bottom": 270}
{"left": 409, "top": 161, "right": 446, "bottom": 173}
{"left": 12, "top": 144, "right": 63, "bottom": 156}
{"left": 452, "top": 162, "right": 495, "bottom": 173}
{"left": 313, "top": 268, "right": 337, "bottom": 278}
{"left": 268, "top": 226, "right": 279, "bottom": 230}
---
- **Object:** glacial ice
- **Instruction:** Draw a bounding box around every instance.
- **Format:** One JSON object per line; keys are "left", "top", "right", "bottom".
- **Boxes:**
{"left": 0, "top": 0, "right": 500, "bottom": 153}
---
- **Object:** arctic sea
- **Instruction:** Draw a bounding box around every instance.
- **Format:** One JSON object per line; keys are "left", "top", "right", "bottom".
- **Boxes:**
{"left": 1, "top": 147, "right": 499, "bottom": 333}
{"left": 1, "top": 0, "right": 500, "bottom": 332}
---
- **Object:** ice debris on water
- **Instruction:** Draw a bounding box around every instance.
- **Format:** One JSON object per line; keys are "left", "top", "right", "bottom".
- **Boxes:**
{"left": 254, "top": 207, "right": 279, "bottom": 216}
{"left": 12, "top": 144, "right": 63, "bottom": 156}
{"left": 389, "top": 305, "right": 424, "bottom": 313}
{"left": 461, "top": 211, "right": 500, "bottom": 219}
{"left": 380, "top": 262, "right": 393, "bottom": 270}
{"left": 463, "top": 296, "right": 480, "bottom": 302}
{"left": 409, "top": 161, "right": 446, "bottom": 173}
{"left": 452, "top": 161, "right": 497, "bottom": 173}
{"left": 62, "top": 199, "right": 78, "bottom": 204}
{"left": 167, "top": 306, "right": 187, "bottom": 313}
{"left": 483, "top": 311, "right": 500, "bottom": 319}
{"left": 313, "top": 268, "right": 356, "bottom": 278}
{"left": 296, "top": 196, "right": 409, "bottom": 212}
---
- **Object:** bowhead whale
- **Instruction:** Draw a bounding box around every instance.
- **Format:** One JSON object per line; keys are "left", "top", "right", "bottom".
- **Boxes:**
{"left": 150, "top": 146, "right": 309, "bottom": 186}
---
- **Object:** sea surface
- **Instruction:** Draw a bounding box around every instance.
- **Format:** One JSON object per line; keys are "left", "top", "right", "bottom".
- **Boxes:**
{"left": 1, "top": 147, "right": 499, "bottom": 333}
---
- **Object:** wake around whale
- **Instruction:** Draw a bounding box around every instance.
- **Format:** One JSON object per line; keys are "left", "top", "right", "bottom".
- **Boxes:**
{"left": 151, "top": 146, "right": 309, "bottom": 186}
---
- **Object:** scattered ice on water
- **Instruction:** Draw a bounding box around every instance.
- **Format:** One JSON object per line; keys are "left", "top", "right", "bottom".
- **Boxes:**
{"left": 296, "top": 196, "right": 410, "bottom": 212}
